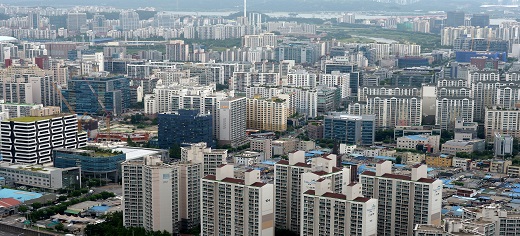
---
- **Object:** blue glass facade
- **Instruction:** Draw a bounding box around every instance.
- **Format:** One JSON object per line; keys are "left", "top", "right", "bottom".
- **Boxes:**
{"left": 158, "top": 109, "right": 214, "bottom": 149}
{"left": 324, "top": 113, "right": 375, "bottom": 146}
{"left": 61, "top": 77, "right": 130, "bottom": 116}
{"left": 54, "top": 151, "right": 126, "bottom": 173}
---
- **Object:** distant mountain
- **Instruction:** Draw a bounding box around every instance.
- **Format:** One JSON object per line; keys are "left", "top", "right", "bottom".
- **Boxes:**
{"left": 0, "top": 0, "right": 487, "bottom": 12}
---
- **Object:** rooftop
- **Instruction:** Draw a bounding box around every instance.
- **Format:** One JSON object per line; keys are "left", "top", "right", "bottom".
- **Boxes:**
{"left": 0, "top": 189, "right": 43, "bottom": 202}
{"left": 8, "top": 114, "right": 68, "bottom": 122}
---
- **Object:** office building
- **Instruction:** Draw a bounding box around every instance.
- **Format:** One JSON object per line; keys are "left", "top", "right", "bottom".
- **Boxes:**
{"left": 324, "top": 112, "right": 375, "bottom": 146}
{"left": 446, "top": 11, "right": 465, "bottom": 27}
{"left": 61, "top": 77, "right": 130, "bottom": 116}
{"left": 217, "top": 97, "right": 247, "bottom": 148}
{"left": 494, "top": 133, "right": 514, "bottom": 157}
{"left": 275, "top": 151, "right": 350, "bottom": 232}
{"left": 67, "top": 12, "right": 87, "bottom": 33}
{"left": 53, "top": 147, "right": 126, "bottom": 182}
{"left": 0, "top": 114, "right": 87, "bottom": 164}
{"left": 360, "top": 161, "right": 442, "bottom": 236}
{"left": 471, "top": 14, "right": 490, "bottom": 27}
{"left": 246, "top": 98, "right": 288, "bottom": 132}
{"left": 276, "top": 42, "right": 319, "bottom": 64}
{"left": 302, "top": 181, "right": 378, "bottom": 236}
{"left": 157, "top": 110, "right": 213, "bottom": 149}
{"left": 120, "top": 11, "right": 140, "bottom": 31}
{"left": 0, "top": 162, "right": 80, "bottom": 191}
{"left": 201, "top": 165, "right": 274, "bottom": 236}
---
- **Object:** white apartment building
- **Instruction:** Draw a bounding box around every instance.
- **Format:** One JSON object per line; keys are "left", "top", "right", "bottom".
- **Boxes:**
{"left": 243, "top": 33, "right": 279, "bottom": 48}
{"left": 318, "top": 72, "right": 350, "bottom": 99}
{"left": 274, "top": 151, "right": 350, "bottom": 232}
{"left": 0, "top": 114, "right": 87, "bottom": 164}
{"left": 358, "top": 86, "right": 421, "bottom": 102}
{"left": 362, "top": 95, "right": 422, "bottom": 129}
{"left": 201, "top": 165, "right": 274, "bottom": 236}
{"left": 485, "top": 108, "right": 520, "bottom": 142}
{"left": 284, "top": 70, "right": 317, "bottom": 88}
{"left": 122, "top": 156, "right": 203, "bottom": 234}
{"left": 302, "top": 180, "right": 378, "bottom": 236}
{"left": 216, "top": 97, "right": 247, "bottom": 148}
{"left": 180, "top": 142, "right": 227, "bottom": 176}
{"left": 231, "top": 71, "right": 280, "bottom": 92}
{"left": 436, "top": 97, "right": 474, "bottom": 130}
{"left": 360, "top": 161, "right": 443, "bottom": 236}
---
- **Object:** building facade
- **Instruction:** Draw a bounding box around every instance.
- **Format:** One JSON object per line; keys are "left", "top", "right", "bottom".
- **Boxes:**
{"left": 0, "top": 114, "right": 87, "bottom": 164}
{"left": 157, "top": 110, "right": 213, "bottom": 149}
{"left": 324, "top": 113, "right": 375, "bottom": 146}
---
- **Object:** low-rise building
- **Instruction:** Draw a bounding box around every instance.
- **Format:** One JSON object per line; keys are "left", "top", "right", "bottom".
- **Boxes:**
{"left": 250, "top": 138, "right": 273, "bottom": 159}
{"left": 397, "top": 135, "right": 440, "bottom": 153}
{"left": 441, "top": 139, "right": 485, "bottom": 156}
{"left": 234, "top": 151, "right": 264, "bottom": 167}
{"left": 507, "top": 165, "right": 520, "bottom": 177}
{"left": 297, "top": 140, "right": 316, "bottom": 151}
{"left": 306, "top": 121, "right": 324, "bottom": 140}
{"left": 426, "top": 155, "right": 453, "bottom": 167}
{"left": 454, "top": 118, "right": 478, "bottom": 141}
{"left": 452, "top": 157, "right": 472, "bottom": 170}
{"left": 489, "top": 160, "right": 512, "bottom": 174}
{"left": 401, "top": 152, "right": 426, "bottom": 164}
{"left": 0, "top": 162, "right": 81, "bottom": 191}
{"left": 272, "top": 139, "right": 298, "bottom": 156}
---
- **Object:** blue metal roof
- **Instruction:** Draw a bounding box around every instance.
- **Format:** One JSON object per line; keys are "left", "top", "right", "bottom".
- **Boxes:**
{"left": 403, "top": 135, "right": 428, "bottom": 141}
{"left": 0, "top": 189, "right": 42, "bottom": 202}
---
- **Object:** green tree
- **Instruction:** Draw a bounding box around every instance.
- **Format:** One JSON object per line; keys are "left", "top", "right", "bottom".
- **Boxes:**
{"left": 395, "top": 156, "right": 402, "bottom": 164}
{"left": 127, "top": 136, "right": 137, "bottom": 147}
{"left": 55, "top": 223, "right": 65, "bottom": 232}
{"left": 18, "top": 205, "right": 28, "bottom": 213}
{"left": 31, "top": 202, "right": 42, "bottom": 210}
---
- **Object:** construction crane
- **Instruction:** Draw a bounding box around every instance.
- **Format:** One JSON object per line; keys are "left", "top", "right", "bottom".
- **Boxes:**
{"left": 85, "top": 81, "right": 111, "bottom": 141}
{"left": 52, "top": 82, "right": 83, "bottom": 132}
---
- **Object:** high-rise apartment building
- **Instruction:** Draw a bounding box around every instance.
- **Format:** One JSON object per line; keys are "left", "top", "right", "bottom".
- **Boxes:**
{"left": 217, "top": 97, "right": 247, "bottom": 148}
{"left": 165, "top": 40, "right": 190, "bottom": 62}
{"left": 122, "top": 155, "right": 203, "bottom": 234}
{"left": 119, "top": 11, "right": 140, "bottom": 31}
{"left": 360, "top": 161, "right": 443, "bottom": 236}
{"left": 0, "top": 114, "right": 87, "bottom": 164}
{"left": 201, "top": 165, "right": 274, "bottom": 236}
{"left": 67, "top": 12, "right": 87, "bottom": 33}
{"left": 485, "top": 108, "right": 520, "bottom": 142}
{"left": 275, "top": 151, "right": 350, "bottom": 233}
{"left": 436, "top": 96, "right": 474, "bottom": 130}
{"left": 180, "top": 142, "right": 227, "bottom": 176}
{"left": 324, "top": 112, "right": 375, "bottom": 146}
{"left": 302, "top": 180, "right": 378, "bottom": 236}
{"left": 246, "top": 98, "right": 288, "bottom": 132}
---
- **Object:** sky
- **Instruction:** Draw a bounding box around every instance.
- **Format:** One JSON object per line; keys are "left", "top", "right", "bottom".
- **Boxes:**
{"left": 0, "top": 0, "right": 487, "bottom": 12}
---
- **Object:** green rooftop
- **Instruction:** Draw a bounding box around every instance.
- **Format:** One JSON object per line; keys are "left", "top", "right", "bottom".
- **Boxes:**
{"left": 8, "top": 115, "right": 64, "bottom": 122}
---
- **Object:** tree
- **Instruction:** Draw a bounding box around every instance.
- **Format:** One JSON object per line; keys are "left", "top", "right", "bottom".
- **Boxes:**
{"left": 127, "top": 136, "right": 137, "bottom": 147}
{"left": 31, "top": 202, "right": 42, "bottom": 210}
{"left": 18, "top": 205, "right": 28, "bottom": 213}
{"left": 55, "top": 223, "right": 65, "bottom": 232}
{"left": 395, "top": 156, "right": 402, "bottom": 164}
